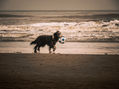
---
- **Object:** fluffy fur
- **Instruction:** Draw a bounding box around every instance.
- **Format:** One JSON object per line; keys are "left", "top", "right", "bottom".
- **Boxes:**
{"left": 30, "top": 31, "right": 61, "bottom": 53}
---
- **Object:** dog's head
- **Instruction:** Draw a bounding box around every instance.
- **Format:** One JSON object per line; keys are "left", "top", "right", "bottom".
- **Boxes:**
{"left": 53, "top": 31, "right": 62, "bottom": 38}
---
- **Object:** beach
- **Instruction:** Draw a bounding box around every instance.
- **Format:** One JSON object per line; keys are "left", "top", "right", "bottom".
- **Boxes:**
{"left": 0, "top": 53, "right": 119, "bottom": 89}
{"left": 0, "top": 10, "right": 119, "bottom": 89}
{"left": 0, "top": 42, "right": 119, "bottom": 54}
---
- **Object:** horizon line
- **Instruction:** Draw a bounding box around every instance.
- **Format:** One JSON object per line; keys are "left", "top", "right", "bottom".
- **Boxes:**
{"left": 0, "top": 9, "right": 119, "bottom": 11}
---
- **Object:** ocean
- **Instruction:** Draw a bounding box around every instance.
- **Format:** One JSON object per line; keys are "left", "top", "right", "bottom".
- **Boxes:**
{"left": 0, "top": 10, "right": 119, "bottom": 42}
{"left": 0, "top": 10, "right": 119, "bottom": 54}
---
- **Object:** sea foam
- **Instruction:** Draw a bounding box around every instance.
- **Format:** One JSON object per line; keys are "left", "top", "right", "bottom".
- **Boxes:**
{"left": 0, "top": 20, "right": 119, "bottom": 42}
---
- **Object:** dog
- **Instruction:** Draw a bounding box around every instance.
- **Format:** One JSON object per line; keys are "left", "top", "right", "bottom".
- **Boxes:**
{"left": 30, "top": 31, "right": 61, "bottom": 53}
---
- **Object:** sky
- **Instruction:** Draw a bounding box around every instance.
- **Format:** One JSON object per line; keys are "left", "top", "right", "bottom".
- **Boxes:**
{"left": 0, "top": 0, "right": 119, "bottom": 10}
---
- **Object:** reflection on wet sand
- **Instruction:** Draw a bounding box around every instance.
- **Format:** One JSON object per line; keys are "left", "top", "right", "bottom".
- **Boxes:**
{"left": 0, "top": 42, "right": 119, "bottom": 54}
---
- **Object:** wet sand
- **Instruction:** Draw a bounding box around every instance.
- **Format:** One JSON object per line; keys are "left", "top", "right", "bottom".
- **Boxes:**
{"left": 0, "top": 53, "right": 119, "bottom": 89}
{"left": 1, "top": 42, "right": 119, "bottom": 54}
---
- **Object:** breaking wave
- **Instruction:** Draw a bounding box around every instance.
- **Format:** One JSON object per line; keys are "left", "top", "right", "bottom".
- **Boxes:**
{"left": 0, "top": 20, "right": 119, "bottom": 42}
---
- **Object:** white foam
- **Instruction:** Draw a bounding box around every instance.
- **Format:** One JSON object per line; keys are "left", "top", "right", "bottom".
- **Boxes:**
{"left": 0, "top": 20, "right": 119, "bottom": 41}
{"left": 28, "top": 22, "right": 77, "bottom": 26}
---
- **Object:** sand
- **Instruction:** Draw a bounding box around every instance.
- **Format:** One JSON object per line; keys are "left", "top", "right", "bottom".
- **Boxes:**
{"left": 1, "top": 42, "right": 119, "bottom": 55}
{"left": 0, "top": 53, "right": 119, "bottom": 89}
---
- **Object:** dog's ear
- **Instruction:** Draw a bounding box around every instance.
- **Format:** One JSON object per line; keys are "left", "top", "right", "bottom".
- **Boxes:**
{"left": 53, "top": 32, "right": 57, "bottom": 37}
{"left": 53, "top": 31, "right": 57, "bottom": 39}
{"left": 53, "top": 31, "right": 61, "bottom": 38}
{"left": 56, "top": 31, "right": 61, "bottom": 35}
{"left": 56, "top": 31, "right": 61, "bottom": 34}
{"left": 56, "top": 31, "right": 59, "bottom": 33}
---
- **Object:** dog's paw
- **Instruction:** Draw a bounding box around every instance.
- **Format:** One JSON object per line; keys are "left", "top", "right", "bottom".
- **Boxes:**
{"left": 53, "top": 52, "right": 56, "bottom": 54}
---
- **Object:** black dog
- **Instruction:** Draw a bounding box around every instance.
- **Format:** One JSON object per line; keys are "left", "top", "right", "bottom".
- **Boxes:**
{"left": 30, "top": 31, "right": 61, "bottom": 53}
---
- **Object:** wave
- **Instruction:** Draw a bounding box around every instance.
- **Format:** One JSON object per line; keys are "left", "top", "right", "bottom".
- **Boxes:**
{"left": 0, "top": 20, "right": 119, "bottom": 42}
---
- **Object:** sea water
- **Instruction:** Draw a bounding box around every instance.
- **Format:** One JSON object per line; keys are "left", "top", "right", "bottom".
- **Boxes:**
{"left": 0, "top": 10, "right": 119, "bottom": 42}
{"left": 0, "top": 10, "right": 119, "bottom": 54}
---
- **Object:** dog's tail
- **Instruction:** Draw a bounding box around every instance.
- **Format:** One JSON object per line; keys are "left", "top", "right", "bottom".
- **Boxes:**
{"left": 30, "top": 41, "right": 36, "bottom": 45}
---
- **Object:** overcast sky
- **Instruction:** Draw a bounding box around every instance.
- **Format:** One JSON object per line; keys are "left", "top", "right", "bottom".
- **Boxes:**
{"left": 0, "top": 0, "right": 119, "bottom": 10}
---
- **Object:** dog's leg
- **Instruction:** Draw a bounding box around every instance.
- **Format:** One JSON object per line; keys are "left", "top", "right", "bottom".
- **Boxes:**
{"left": 49, "top": 47, "right": 52, "bottom": 54}
{"left": 34, "top": 45, "right": 38, "bottom": 53}
{"left": 53, "top": 46, "right": 56, "bottom": 54}
{"left": 37, "top": 46, "right": 40, "bottom": 52}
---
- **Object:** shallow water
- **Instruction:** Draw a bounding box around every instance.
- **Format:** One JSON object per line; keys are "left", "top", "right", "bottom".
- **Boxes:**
{"left": 0, "top": 42, "right": 119, "bottom": 54}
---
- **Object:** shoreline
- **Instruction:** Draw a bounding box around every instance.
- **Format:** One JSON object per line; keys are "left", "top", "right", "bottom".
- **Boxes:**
{"left": 1, "top": 40, "right": 119, "bottom": 43}
{"left": 0, "top": 42, "right": 119, "bottom": 54}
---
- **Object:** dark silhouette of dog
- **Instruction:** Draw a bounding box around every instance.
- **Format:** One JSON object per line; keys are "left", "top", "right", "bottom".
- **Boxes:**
{"left": 30, "top": 31, "right": 61, "bottom": 53}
